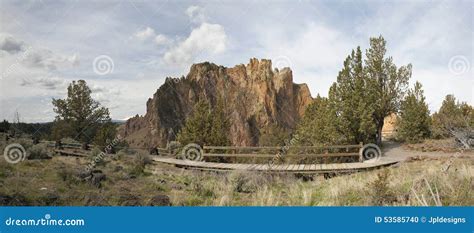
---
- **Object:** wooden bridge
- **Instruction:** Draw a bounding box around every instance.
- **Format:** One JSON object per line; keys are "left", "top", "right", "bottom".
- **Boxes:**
{"left": 152, "top": 157, "right": 400, "bottom": 174}
{"left": 151, "top": 143, "right": 401, "bottom": 174}
{"left": 48, "top": 141, "right": 402, "bottom": 174}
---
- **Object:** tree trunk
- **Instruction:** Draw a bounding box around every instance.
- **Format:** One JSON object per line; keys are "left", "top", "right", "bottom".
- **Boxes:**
{"left": 376, "top": 122, "right": 384, "bottom": 145}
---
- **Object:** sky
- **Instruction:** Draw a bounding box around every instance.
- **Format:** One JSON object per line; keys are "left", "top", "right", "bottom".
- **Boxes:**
{"left": 0, "top": 0, "right": 472, "bottom": 123}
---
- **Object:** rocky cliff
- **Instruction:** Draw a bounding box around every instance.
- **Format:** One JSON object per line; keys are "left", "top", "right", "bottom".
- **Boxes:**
{"left": 120, "top": 58, "right": 313, "bottom": 148}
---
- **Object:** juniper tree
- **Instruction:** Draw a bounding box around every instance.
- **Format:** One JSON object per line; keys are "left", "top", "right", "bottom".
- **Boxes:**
{"left": 396, "top": 82, "right": 431, "bottom": 143}
{"left": 431, "top": 95, "right": 473, "bottom": 138}
{"left": 177, "top": 100, "right": 212, "bottom": 146}
{"left": 177, "top": 98, "right": 230, "bottom": 146}
{"left": 209, "top": 97, "right": 231, "bottom": 146}
{"left": 330, "top": 47, "right": 376, "bottom": 144}
{"left": 293, "top": 95, "right": 340, "bottom": 145}
{"left": 297, "top": 36, "right": 411, "bottom": 145}
{"left": 94, "top": 121, "right": 117, "bottom": 152}
{"left": 52, "top": 80, "right": 111, "bottom": 149}
{"left": 365, "top": 36, "right": 411, "bottom": 144}
{"left": 258, "top": 123, "right": 289, "bottom": 146}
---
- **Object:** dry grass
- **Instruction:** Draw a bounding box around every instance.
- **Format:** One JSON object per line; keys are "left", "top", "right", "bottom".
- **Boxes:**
{"left": 403, "top": 138, "right": 462, "bottom": 153}
{"left": 0, "top": 141, "right": 472, "bottom": 206}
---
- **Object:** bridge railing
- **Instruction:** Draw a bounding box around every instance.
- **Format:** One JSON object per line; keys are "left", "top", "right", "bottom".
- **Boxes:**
{"left": 199, "top": 143, "right": 368, "bottom": 163}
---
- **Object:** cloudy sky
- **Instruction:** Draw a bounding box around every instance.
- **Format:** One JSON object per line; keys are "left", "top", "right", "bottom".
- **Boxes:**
{"left": 0, "top": 0, "right": 472, "bottom": 122}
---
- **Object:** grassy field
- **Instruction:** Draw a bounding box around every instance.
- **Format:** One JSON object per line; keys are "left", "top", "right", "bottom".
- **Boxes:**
{"left": 0, "top": 139, "right": 472, "bottom": 206}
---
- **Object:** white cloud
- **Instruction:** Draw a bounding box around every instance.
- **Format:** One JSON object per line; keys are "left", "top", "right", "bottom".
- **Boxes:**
{"left": 1, "top": 1, "right": 471, "bottom": 122}
{"left": 134, "top": 27, "right": 155, "bottom": 41}
{"left": 186, "top": 5, "right": 207, "bottom": 24}
{"left": 163, "top": 23, "right": 227, "bottom": 65}
{"left": 133, "top": 27, "right": 170, "bottom": 47}
{"left": 154, "top": 34, "right": 170, "bottom": 46}
{"left": 254, "top": 22, "right": 354, "bottom": 99}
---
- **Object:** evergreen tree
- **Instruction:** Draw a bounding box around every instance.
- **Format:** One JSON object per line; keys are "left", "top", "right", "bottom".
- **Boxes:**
{"left": 209, "top": 97, "right": 231, "bottom": 146}
{"left": 396, "top": 82, "right": 431, "bottom": 143}
{"left": 432, "top": 95, "right": 473, "bottom": 138}
{"left": 177, "top": 98, "right": 230, "bottom": 146}
{"left": 258, "top": 123, "right": 289, "bottom": 146}
{"left": 294, "top": 95, "right": 340, "bottom": 145}
{"left": 365, "top": 36, "right": 411, "bottom": 144}
{"left": 52, "top": 80, "right": 111, "bottom": 148}
{"left": 177, "top": 100, "right": 212, "bottom": 146}
{"left": 297, "top": 36, "right": 411, "bottom": 145}
{"left": 94, "top": 121, "right": 118, "bottom": 152}
{"left": 330, "top": 47, "right": 376, "bottom": 144}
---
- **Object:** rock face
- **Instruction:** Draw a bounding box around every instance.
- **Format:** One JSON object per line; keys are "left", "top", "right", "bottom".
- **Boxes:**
{"left": 120, "top": 58, "right": 313, "bottom": 148}
{"left": 382, "top": 113, "right": 397, "bottom": 139}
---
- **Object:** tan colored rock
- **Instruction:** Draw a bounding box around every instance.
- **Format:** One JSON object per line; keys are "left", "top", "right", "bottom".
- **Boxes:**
{"left": 119, "top": 58, "right": 313, "bottom": 148}
{"left": 382, "top": 113, "right": 398, "bottom": 139}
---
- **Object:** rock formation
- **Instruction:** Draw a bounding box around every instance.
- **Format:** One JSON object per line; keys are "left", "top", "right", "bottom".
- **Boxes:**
{"left": 120, "top": 58, "right": 313, "bottom": 148}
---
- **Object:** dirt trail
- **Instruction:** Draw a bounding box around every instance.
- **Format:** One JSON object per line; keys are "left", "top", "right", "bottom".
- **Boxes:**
{"left": 381, "top": 141, "right": 472, "bottom": 162}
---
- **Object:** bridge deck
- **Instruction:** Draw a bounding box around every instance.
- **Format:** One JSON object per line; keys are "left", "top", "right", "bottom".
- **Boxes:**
{"left": 151, "top": 157, "right": 401, "bottom": 173}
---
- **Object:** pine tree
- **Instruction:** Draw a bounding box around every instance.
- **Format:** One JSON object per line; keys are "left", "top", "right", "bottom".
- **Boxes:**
{"left": 396, "top": 82, "right": 431, "bottom": 143}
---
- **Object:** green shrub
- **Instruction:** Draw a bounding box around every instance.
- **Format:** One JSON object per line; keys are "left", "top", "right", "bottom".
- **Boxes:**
{"left": 368, "top": 169, "right": 396, "bottom": 206}
{"left": 27, "top": 144, "right": 51, "bottom": 160}
{"left": 128, "top": 153, "right": 152, "bottom": 177}
{"left": 396, "top": 82, "right": 431, "bottom": 143}
{"left": 89, "top": 148, "right": 106, "bottom": 167}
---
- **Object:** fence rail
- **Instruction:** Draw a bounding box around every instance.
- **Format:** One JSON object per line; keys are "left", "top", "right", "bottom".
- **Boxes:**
{"left": 200, "top": 143, "right": 365, "bottom": 161}
{"left": 40, "top": 139, "right": 380, "bottom": 163}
